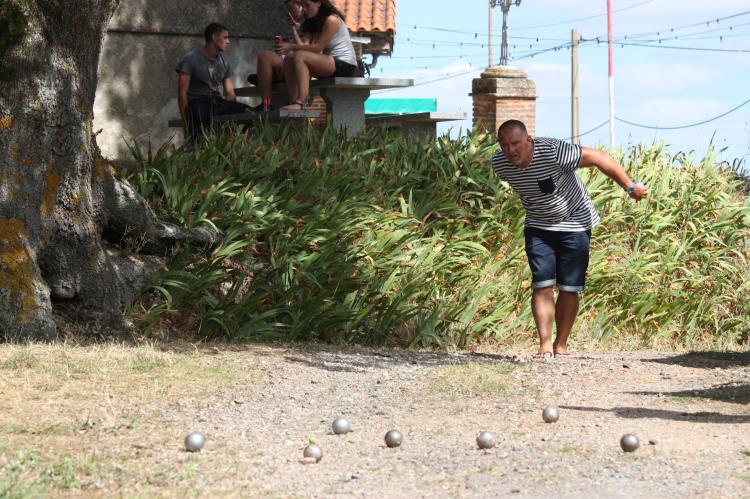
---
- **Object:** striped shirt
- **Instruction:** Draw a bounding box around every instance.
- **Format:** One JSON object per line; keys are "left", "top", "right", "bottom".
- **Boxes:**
{"left": 491, "top": 137, "right": 600, "bottom": 232}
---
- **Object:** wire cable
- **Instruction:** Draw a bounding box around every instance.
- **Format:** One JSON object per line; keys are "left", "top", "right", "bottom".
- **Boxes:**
{"left": 567, "top": 120, "right": 611, "bottom": 141}
{"left": 614, "top": 41, "right": 750, "bottom": 53}
{"left": 372, "top": 68, "right": 483, "bottom": 94}
{"left": 616, "top": 98, "right": 750, "bottom": 130}
{"left": 511, "top": 0, "right": 654, "bottom": 31}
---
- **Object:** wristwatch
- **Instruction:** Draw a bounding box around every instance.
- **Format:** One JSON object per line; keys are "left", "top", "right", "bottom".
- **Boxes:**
{"left": 626, "top": 182, "right": 638, "bottom": 195}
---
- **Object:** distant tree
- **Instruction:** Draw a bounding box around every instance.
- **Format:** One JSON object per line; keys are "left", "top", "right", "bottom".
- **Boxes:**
{"left": 0, "top": 0, "right": 215, "bottom": 340}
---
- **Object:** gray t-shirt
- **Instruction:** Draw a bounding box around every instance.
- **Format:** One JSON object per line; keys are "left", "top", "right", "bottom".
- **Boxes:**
{"left": 175, "top": 48, "right": 234, "bottom": 100}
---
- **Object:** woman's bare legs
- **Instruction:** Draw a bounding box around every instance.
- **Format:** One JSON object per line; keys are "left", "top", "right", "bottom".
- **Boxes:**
{"left": 257, "top": 50, "right": 284, "bottom": 101}
{"left": 282, "top": 51, "right": 335, "bottom": 108}
{"left": 282, "top": 53, "right": 300, "bottom": 103}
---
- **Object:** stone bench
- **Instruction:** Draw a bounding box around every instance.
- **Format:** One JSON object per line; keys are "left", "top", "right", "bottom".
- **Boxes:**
{"left": 366, "top": 112, "right": 467, "bottom": 140}
{"left": 167, "top": 109, "right": 320, "bottom": 128}
{"left": 236, "top": 77, "right": 413, "bottom": 136}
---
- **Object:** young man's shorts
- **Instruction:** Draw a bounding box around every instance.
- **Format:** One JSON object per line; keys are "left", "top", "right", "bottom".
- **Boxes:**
{"left": 524, "top": 227, "right": 591, "bottom": 293}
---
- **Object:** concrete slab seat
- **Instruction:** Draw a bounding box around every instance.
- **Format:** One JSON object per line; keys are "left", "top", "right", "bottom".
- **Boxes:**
{"left": 236, "top": 77, "right": 413, "bottom": 136}
{"left": 366, "top": 112, "right": 467, "bottom": 140}
{"left": 167, "top": 109, "right": 321, "bottom": 128}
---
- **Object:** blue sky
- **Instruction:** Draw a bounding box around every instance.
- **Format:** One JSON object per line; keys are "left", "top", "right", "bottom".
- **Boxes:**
{"left": 372, "top": 0, "right": 750, "bottom": 166}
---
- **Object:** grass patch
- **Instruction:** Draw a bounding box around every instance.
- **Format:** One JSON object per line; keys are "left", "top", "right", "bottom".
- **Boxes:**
{"left": 0, "top": 448, "right": 99, "bottom": 496}
{"left": 741, "top": 449, "right": 750, "bottom": 457}
{"left": 559, "top": 444, "right": 586, "bottom": 454}
{"left": 432, "top": 361, "right": 515, "bottom": 396}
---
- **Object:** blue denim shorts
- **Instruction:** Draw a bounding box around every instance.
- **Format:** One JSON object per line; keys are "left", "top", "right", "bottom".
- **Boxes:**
{"left": 524, "top": 227, "right": 591, "bottom": 292}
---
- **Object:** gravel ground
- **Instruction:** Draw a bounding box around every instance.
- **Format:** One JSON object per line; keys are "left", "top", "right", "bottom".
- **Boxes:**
{"left": 2, "top": 344, "right": 749, "bottom": 497}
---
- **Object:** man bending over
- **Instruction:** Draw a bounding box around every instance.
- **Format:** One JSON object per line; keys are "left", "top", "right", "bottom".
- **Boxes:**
{"left": 492, "top": 120, "right": 648, "bottom": 360}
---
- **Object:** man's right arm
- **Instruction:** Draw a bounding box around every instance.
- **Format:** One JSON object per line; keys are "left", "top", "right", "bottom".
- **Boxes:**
{"left": 178, "top": 73, "right": 190, "bottom": 122}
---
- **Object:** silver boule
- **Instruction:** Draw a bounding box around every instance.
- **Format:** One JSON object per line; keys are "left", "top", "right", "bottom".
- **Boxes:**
{"left": 476, "top": 431, "right": 495, "bottom": 449}
{"left": 332, "top": 417, "right": 351, "bottom": 435}
{"left": 184, "top": 432, "right": 205, "bottom": 452}
{"left": 384, "top": 429, "right": 402, "bottom": 448}
{"left": 542, "top": 406, "right": 560, "bottom": 423}
{"left": 303, "top": 443, "right": 323, "bottom": 462}
{"left": 620, "top": 433, "right": 639, "bottom": 452}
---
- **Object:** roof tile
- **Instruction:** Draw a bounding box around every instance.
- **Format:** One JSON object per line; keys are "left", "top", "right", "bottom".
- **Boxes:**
{"left": 333, "top": 0, "right": 396, "bottom": 34}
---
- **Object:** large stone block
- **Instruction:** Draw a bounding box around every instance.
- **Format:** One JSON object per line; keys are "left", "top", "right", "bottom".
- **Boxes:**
{"left": 109, "top": 0, "right": 285, "bottom": 37}
{"left": 471, "top": 67, "right": 537, "bottom": 98}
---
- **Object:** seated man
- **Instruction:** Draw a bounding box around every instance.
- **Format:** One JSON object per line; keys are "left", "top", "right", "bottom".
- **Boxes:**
{"left": 176, "top": 23, "right": 248, "bottom": 140}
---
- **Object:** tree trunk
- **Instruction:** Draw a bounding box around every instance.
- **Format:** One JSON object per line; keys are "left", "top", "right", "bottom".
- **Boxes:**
{"left": 0, "top": 1, "right": 215, "bottom": 340}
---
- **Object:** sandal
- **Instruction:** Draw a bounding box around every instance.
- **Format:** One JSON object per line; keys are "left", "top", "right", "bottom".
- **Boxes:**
{"left": 281, "top": 100, "right": 306, "bottom": 110}
{"left": 554, "top": 351, "right": 572, "bottom": 358}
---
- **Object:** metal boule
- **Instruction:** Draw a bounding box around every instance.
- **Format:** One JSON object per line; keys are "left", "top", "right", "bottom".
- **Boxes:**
{"left": 184, "top": 432, "right": 205, "bottom": 452}
{"left": 303, "top": 443, "right": 323, "bottom": 462}
{"left": 620, "top": 433, "right": 639, "bottom": 452}
{"left": 476, "top": 431, "right": 495, "bottom": 449}
{"left": 332, "top": 417, "right": 351, "bottom": 435}
{"left": 542, "top": 406, "right": 559, "bottom": 423}
{"left": 384, "top": 429, "right": 402, "bottom": 448}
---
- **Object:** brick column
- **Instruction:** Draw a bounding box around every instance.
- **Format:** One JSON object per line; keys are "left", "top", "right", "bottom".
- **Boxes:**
{"left": 471, "top": 66, "right": 537, "bottom": 136}
{"left": 308, "top": 96, "right": 328, "bottom": 126}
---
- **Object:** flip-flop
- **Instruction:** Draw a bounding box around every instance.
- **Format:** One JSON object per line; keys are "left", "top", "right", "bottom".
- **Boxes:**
{"left": 532, "top": 351, "right": 554, "bottom": 361}
{"left": 554, "top": 352, "right": 572, "bottom": 358}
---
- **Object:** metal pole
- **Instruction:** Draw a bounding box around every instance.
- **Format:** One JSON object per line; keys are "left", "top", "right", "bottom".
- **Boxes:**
{"left": 572, "top": 29, "right": 580, "bottom": 145}
{"left": 501, "top": 8, "right": 509, "bottom": 65}
{"left": 490, "top": 1, "right": 522, "bottom": 67}
{"left": 488, "top": 2, "right": 494, "bottom": 67}
{"left": 607, "top": 0, "right": 616, "bottom": 148}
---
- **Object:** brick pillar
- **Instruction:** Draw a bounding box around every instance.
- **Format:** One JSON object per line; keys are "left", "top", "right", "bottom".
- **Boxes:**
{"left": 471, "top": 66, "right": 537, "bottom": 137}
{"left": 308, "top": 96, "right": 328, "bottom": 126}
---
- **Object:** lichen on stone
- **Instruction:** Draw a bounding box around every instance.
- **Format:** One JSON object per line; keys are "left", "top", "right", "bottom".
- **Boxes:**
{"left": 0, "top": 218, "right": 37, "bottom": 323}
{"left": 41, "top": 164, "right": 60, "bottom": 215}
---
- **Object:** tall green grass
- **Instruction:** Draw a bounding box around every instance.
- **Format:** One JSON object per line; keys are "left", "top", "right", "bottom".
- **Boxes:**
{"left": 127, "top": 125, "right": 750, "bottom": 348}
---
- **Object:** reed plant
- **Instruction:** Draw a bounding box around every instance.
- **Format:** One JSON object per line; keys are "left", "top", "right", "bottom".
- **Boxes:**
{"left": 127, "top": 125, "right": 749, "bottom": 349}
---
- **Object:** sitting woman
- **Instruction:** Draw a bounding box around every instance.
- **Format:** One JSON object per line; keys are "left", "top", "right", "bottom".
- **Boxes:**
{"left": 276, "top": 0, "right": 358, "bottom": 109}
{"left": 254, "top": 0, "right": 305, "bottom": 110}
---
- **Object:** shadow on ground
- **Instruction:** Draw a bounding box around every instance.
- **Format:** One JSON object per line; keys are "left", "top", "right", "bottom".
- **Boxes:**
{"left": 628, "top": 383, "right": 750, "bottom": 405}
{"left": 152, "top": 341, "right": 520, "bottom": 371}
{"left": 642, "top": 351, "right": 750, "bottom": 369}
{"left": 282, "top": 350, "right": 519, "bottom": 373}
{"left": 561, "top": 405, "right": 750, "bottom": 424}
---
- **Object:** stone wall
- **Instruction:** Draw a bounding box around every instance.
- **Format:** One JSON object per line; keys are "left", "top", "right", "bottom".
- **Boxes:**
{"left": 94, "top": 0, "right": 286, "bottom": 161}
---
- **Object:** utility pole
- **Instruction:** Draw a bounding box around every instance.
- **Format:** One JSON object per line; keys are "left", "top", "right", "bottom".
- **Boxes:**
{"left": 489, "top": 0, "right": 522, "bottom": 67}
{"left": 571, "top": 29, "right": 580, "bottom": 144}
{"left": 607, "top": 0, "right": 616, "bottom": 148}
{"left": 488, "top": 3, "right": 494, "bottom": 68}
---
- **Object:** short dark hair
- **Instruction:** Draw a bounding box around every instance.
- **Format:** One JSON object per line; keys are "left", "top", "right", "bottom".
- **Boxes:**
{"left": 498, "top": 119, "right": 528, "bottom": 138}
{"left": 204, "top": 23, "right": 228, "bottom": 43}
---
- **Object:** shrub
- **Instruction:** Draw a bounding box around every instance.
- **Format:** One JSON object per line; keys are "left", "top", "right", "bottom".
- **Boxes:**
{"left": 128, "top": 125, "right": 750, "bottom": 349}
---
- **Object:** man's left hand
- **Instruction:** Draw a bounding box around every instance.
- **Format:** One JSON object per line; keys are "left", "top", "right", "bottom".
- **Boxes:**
{"left": 629, "top": 182, "right": 648, "bottom": 201}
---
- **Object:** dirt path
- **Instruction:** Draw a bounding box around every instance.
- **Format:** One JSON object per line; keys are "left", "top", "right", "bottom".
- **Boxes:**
{"left": 1, "top": 344, "right": 748, "bottom": 497}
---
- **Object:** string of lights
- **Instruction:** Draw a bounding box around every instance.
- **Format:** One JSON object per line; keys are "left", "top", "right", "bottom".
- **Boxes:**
{"left": 394, "top": 0, "right": 655, "bottom": 37}
{"left": 375, "top": 9, "right": 750, "bottom": 95}
{"left": 393, "top": 9, "right": 750, "bottom": 48}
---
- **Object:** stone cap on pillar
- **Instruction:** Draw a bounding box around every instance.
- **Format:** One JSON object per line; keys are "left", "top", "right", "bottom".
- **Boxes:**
{"left": 471, "top": 66, "right": 537, "bottom": 98}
